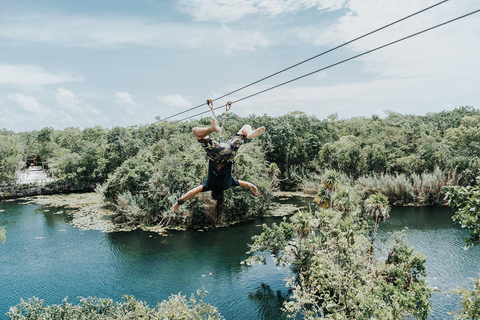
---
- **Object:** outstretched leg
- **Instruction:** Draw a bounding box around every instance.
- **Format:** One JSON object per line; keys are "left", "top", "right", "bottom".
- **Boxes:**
{"left": 193, "top": 118, "right": 222, "bottom": 139}
{"left": 171, "top": 185, "right": 204, "bottom": 213}
{"left": 238, "top": 124, "right": 266, "bottom": 139}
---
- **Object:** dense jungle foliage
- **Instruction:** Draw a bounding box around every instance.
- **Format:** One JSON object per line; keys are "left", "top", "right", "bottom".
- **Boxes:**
{"left": 247, "top": 171, "right": 480, "bottom": 319}
{"left": 248, "top": 213, "right": 431, "bottom": 319}
{"left": 2, "top": 107, "right": 480, "bottom": 318}
{"left": 451, "top": 278, "right": 480, "bottom": 320}
{"left": 444, "top": 178, "right": 480, "bottom": 247}
{"left": 2, "top": 106, "right": 480, "bottom": 229}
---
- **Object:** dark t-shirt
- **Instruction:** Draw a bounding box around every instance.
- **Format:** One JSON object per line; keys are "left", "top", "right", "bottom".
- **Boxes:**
{"left": 202, "top": 160, "right": 239, "bottom": 192}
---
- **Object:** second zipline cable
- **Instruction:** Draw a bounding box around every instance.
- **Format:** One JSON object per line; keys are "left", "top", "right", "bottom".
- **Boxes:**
{"left": 46, "top": 5, "right": 478, "bottom": 164}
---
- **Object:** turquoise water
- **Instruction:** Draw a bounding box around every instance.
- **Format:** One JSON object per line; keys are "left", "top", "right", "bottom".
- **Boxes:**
{"left": 0, "top": 200, "right": 479, "bottom": 319}
{"left": 378, "top": 206, "right": 480, "bottom": 319}
{"left": 0, "top": 200, "right": 290, "bottom": 319}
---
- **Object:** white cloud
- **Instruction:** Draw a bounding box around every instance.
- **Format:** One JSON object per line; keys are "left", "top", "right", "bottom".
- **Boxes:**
{"left": 2, "top": 92, "right": 80, "bottom": 130}
{"left": 159, "top": 94, "right": 192, "bottom": 108}
{"left": 0, "top": 64, "right": 83, "bottom": 86}
{"left": 226, "top": 72, "right": 480, "bottom": 120}
{"left": 6, "top": 93, "right": 41, "bottom": 113}
{"left": 116, "top": 91, "right": 137, "bottom": 106}
{"left": 55, "top": 87, "right": 82, "bottom": 112}
{"left": 219, "top": 25, "right": 270, "bottom": 52}
{"left": 311, "top": 0, "right": 480, "bottom": 79}
{"left": 257, "top": 0, "right": 480, "bottom": 118}
{"left": 175, "top": 0, "right": 346, "bottom": 22}
{"left": 55, "top": 87, "right": 103, "bottom": 118}
{"left": 0, "top": 14, "right": 271, "bottom": 52}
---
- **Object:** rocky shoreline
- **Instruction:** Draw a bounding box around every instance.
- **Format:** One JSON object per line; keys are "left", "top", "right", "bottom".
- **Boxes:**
{"left": 0, "top": 182, "right": 94, "bottom": 200}
{"left": 14, "top": 191, "right": 311, "bottom": 233}
{"left": 17, "top": 193, "right": 125, "bottom": 233}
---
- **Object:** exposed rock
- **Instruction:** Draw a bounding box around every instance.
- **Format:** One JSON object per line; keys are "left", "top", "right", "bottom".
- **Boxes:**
{"left": 17, "top": 191, "right": 312, "bottom": 233}
{"left": 20, "top": 192, "right": 166, "bottom": 233}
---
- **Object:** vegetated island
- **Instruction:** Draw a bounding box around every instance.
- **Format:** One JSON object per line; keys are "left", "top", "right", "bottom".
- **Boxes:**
{"left": 15, "top": 190, "right": 309, "bottom": 232}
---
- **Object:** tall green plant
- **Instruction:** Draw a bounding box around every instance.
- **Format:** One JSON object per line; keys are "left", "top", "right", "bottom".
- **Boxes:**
{"left": 246, "top": 208, "right": 430, "bottom": 319}
{"left": 365, "top": 193, "right": 390, "bottom": 256}
{"left": 313, "top": 170, "right": 338, "bottom": 209}
{"left": 451, "top": 278, "right": 480, "bottom": 320}
{"left": 444, "top": 177, "right": 480, "bottom": 247}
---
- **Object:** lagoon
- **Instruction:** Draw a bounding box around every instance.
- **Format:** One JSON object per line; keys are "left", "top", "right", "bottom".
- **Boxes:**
{"left": 0, "top": 200, "right": 479, "bottom": 319}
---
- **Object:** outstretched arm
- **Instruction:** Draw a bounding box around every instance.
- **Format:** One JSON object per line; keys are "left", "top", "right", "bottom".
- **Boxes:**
{"left": 171, "top": 185, "right": 204, "bottom": 213}
{"left": 238, "top": 180, "right": 259, "bottom": 196}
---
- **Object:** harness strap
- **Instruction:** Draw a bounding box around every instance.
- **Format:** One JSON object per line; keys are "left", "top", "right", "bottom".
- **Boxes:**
{"left": 219, "top": 101, "right": 232, "bottom": 140}
{"left": 231, "top": 159, "right": 236, "bottom": 176}
{"left": 206, "top": 99, "right": 232, "bottom": 142}
{"left": 207, "top": 99, "right": 217, "bottom": 120}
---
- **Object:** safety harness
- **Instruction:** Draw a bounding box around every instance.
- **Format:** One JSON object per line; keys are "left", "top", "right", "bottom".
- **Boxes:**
{"left": 206, "top": 98, "right": 236, "bottom": 174}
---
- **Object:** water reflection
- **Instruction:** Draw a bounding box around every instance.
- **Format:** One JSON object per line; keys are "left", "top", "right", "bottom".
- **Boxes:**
{"left": 103, "top": 218, "right": 290, "bottom": 318}
{"left": 2, "top": 199, "right": 479, "bottom": 320}
{"left": 379, "top": 206, "right": 480, "bottom": 319}
{"left": 248, "top": 283, "right": 289, "bottom": 320}
{"left": 105, "top": 218, "right": 278, "bottom": 284}
{"left": 41, "top": 206, "right": 72, "bottom": 229}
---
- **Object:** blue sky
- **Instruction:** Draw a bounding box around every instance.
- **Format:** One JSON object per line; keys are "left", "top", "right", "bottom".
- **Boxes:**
{"left": 0, "top": 0, "right": 479, "bottom": 132}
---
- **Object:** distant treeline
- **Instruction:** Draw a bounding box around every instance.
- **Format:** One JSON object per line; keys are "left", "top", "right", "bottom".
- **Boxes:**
{"left": 2, "top": 106, "right": 479, "bottom": 184}
{"left": 1, "top": 106, "right": 479, "bottom": 225}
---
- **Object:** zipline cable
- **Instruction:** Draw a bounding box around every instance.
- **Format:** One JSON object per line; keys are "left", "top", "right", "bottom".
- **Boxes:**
{"left": 44, "top": 6, "right": 479, "bottom": 164}
{"left": 150, "top": 0, "right": 451, "bottom": 124}
{"left": 161, "top": 8, "right": 480, "bottom": 121}
{"left": 230, "top": 8, "right": 480, "bottom": 105}
{"left": 45, "top": 0, "right": 453, "bottom": 160}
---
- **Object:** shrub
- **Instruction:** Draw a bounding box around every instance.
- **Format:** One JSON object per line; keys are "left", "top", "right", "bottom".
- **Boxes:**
{"left": 7, "top": 289, "right": 224, "bottom": 320}
{"left": 451, "top": 278, "right": 480, "bottom": 320}
{"left": 356, "top": 168, "right": 459, "bottom": 206}
{"left": 247, "top": 209, "right": 431, "bottom": 319}
{"left": 102, "top": 135, "right": 273, "bottom": 228}
{"left": 444, "top": 177, "right": 480, "bottom": 247}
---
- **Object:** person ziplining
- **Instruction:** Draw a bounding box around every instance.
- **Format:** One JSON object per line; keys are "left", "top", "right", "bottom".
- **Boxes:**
{"left": 171, "top": 99, "right": 266, "bottom": 213}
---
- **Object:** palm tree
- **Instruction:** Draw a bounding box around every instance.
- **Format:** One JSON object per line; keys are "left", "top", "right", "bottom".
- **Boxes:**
{"left": 314, "top": 185, "right": 331, "bottom": 209}
{"left": 333, "top": 187, "right": 353, "bottom": 215}
{"left": 322, "top": 170, "right": 338, "bottom": 194}
{"left": 366, "top": 193, "right": 390, "bottom": 257}
{"left": 316, "top": 170, "right": 338, "bottom": 209}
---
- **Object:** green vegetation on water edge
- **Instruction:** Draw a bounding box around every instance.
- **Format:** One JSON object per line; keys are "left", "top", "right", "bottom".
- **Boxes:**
{"left": 7, "top": 289, "right": 224, "bottom": 320}
{"left": 2, "top": 107, "right": 480, "bottom": 319}
{"left": 2, "top": 106, "right": 480, "bottom": 228}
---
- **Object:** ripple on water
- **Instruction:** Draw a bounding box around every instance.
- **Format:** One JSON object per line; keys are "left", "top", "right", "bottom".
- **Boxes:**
{"left": 379, "top": 206, "right": 480, "bottom": 319}
{"left": 1, "top": 201, "right": 479, "bottom": 320}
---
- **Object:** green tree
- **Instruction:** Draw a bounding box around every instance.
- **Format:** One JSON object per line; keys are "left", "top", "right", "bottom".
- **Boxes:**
{"left": 102, "top": 133, "right": 273, "bottom": 228}
{"left": 444, "top": 177, "right": 480, "bottom": 247}
{"left": 0, "top": 131, "right": 22, "bottom": 183}
{"left": 445, "top": 116, "right": 480, "bottom": 158}
{"left": 247, "top": 208, "right": 430, "bottom": 319}
{"left": 451, "top": 278, "right": 480, "bottom": 320}
{"left": 313, "top": 170, "right": 338, "bottom": 209}
{"left": 318, "top": 136, "right": 365, "bottom": 178}
{"left": 365, "top": 193, "right": 391, "bottom": 256}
